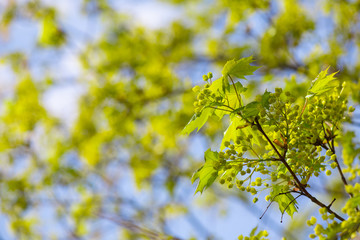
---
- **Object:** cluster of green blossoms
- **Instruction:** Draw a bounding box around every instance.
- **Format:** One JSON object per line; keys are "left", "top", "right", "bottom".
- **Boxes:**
{"left": 210, "top": 87, "right": 352, "bottom": 205}
{"left": 192, "top": 72, "right": 223, "bottom": 114}
{"left": 183, "top": 57, "right": 358, "bottom": 239}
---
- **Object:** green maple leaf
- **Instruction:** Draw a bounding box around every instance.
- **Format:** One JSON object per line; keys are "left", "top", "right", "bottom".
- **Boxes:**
{"left": 241, "top": 101, "right": 260, "bottom": 119}
{"left": 222, "top": 56, "right": 260, "bottom": 79}
{"left": 209, "top": 77, "right": 223, "bottom": 93}
{"left": 306, "top": 67, "right": 338, "bottom": 98}
{"left": 220, "top": 114, "right": 261, "bottom": 150}
{"left": 261, "top": 90, "right": 271, "bottom": 109}
{"left": 181, "top": 107, "right": 214, "bottom": 135}
{"left": 221, "top": 115, "right": 242, "bottom": 150}
{"left": 191, "top": 149, "right": 219, "bottom": 194}
{"left": 270, "top": 185, "right": 298, "bottom": 218}
{"left": 227, "top": 82, "right": 246, "bottom": 109}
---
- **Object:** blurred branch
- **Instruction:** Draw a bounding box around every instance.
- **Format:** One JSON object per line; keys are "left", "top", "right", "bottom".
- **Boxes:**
{"left": 349, "top": 121, "right": 360, "bottom": 128}
{"left": 97, "top": 212, "right": 183, "bottom": 240}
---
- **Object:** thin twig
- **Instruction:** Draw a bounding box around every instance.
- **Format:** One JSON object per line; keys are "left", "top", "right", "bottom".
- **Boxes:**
{"left": 97, "top": 213, "right": 182, "bottom": 240}
{"left": 281, "top": 194, "right": 302, "bottom": 223}
{"left": 254, "top": 118, "right": 345, "bottom": 221}
{"left": 328, "top": 198, "right": 336, "bottom": 208}
{"left": 260, "top": 191, "right": 297, "bottom": 219}
{"left": 228, "top": 74, "right": 242, "bottom": 106}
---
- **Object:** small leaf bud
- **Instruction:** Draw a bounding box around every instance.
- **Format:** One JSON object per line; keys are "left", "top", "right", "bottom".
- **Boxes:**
{"left": 310, "top": 216, "right": 317, "bottom": 225}
{"left": 330, "top": 162, "right": 337, "bottom": 169}
{"left": 319, "top": 207, "right": 326, "bottom": 215}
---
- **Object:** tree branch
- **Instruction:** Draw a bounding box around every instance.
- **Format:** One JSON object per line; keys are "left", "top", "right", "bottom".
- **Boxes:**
{"left": 254, "top": 118, "right": 345, "bottom": 221}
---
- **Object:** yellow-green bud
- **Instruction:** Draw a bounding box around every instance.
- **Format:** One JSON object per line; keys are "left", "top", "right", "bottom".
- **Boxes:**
{"left": 192, "top": 85, "right": 201, "bottom": 92}
{"left": 203, "top": 74, "right": 208, "bottom": 81}
{"left": 319, "top": 207, "right": 326, "bottom": 214}
{"left": 310, "top": 216, "right": 317, "bottom": 225}
{"left": 330, "top": 162, "right": 337, "bottom": 169}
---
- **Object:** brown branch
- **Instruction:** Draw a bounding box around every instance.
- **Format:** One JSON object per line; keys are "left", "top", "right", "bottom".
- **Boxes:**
{"left": 281, "top": 194, "right": 302, "bottom": 223}
{"left": 327, "top": 137, "right": 359, "bottom": 211}
{"left": 328, "top": 198, "right": 336, "bottom": 208}
{"left": 260, "top": 191, "right": 299, "bottom": 220}
{"left": 298, "top": 98, "right": 308, "bottom": 120}
{"left": 254, "top": 118, "right": 345, "bottom": 222}
{"left": 97, "top": 213, "right": 182, "bottom": 240}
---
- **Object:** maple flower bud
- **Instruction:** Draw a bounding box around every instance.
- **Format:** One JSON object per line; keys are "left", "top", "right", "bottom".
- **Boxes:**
{"left": 203, "top": 74, "right": 209, "bottom": 81}
{"left": 192, "top": 85, "right": 201, "bottom": 92}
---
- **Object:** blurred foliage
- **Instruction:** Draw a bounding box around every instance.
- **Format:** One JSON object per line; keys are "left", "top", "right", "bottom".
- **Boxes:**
{"left": 0, "top": 0, "right": 359, "bottom": 239}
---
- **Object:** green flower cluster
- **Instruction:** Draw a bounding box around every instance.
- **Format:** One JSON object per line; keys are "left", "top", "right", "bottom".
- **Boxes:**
{"left": 184, "top": 58, "right": 358, "bottom": 239}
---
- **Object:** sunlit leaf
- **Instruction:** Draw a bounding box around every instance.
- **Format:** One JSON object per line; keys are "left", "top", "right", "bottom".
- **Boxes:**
{"left": 306, "top": 67, "right": 338, "bottom": 98}
{"left": 222, "top": 56, "right": 260, "bottom": 79}
{"left": 192, "top": 149, "right": 219, "bottom": 194}
{"left": 261, "top": 90, "right": 271, "bottom": 109}
{"left": 221, "top": 115, "right": 242, "bottom": 150}
{"left": 181, "top": 107, "right": 214, "bottom": 135}
{"left": 270, "top": 185, "right": 298, "bottom": 218}
{"left": 234, "top": 101, "right": 260, "bottom": 119}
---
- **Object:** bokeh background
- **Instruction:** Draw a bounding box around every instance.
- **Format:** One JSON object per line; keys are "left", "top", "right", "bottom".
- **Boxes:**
{"left": 0, "top": 0, "right": 359, "bottom": 239}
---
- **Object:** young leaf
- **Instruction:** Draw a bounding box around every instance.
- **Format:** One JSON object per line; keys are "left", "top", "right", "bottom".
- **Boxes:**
{"left": 220, "top": 114, "right": 261, "bottom": 149}
{"left": 261, "top": 90, "right": 271, "bottom": 109}
{"left": 227, "top": 82, "right": 246, "bottom": 109}
{"left": 221, "top": 115, "right": 242, "bottom": 150}
{"left": 222, "top": 56, "right": 260, "bottom": 79}
{"left": 222, "top": 75, "right": 230, "bottom": 93}
{"left": 235, "top": 101, "right": 260, "bottom": 119}
{"left": 191, "top": 149, "right": 219, "bottom": 194}
{"left": 270, "top": 185, "right": 298, "bottom": 218}
{"left": 241, "top": 123, "right": 261, "bottom": 146}
{"left": 209, "top": 77, "right": 224, "bottom": 93}
{"left": 181, "top": 107, "right": 214, "bottom": 135}
{"left": 306, "top": 67, "right": 338, "bottom": 98}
